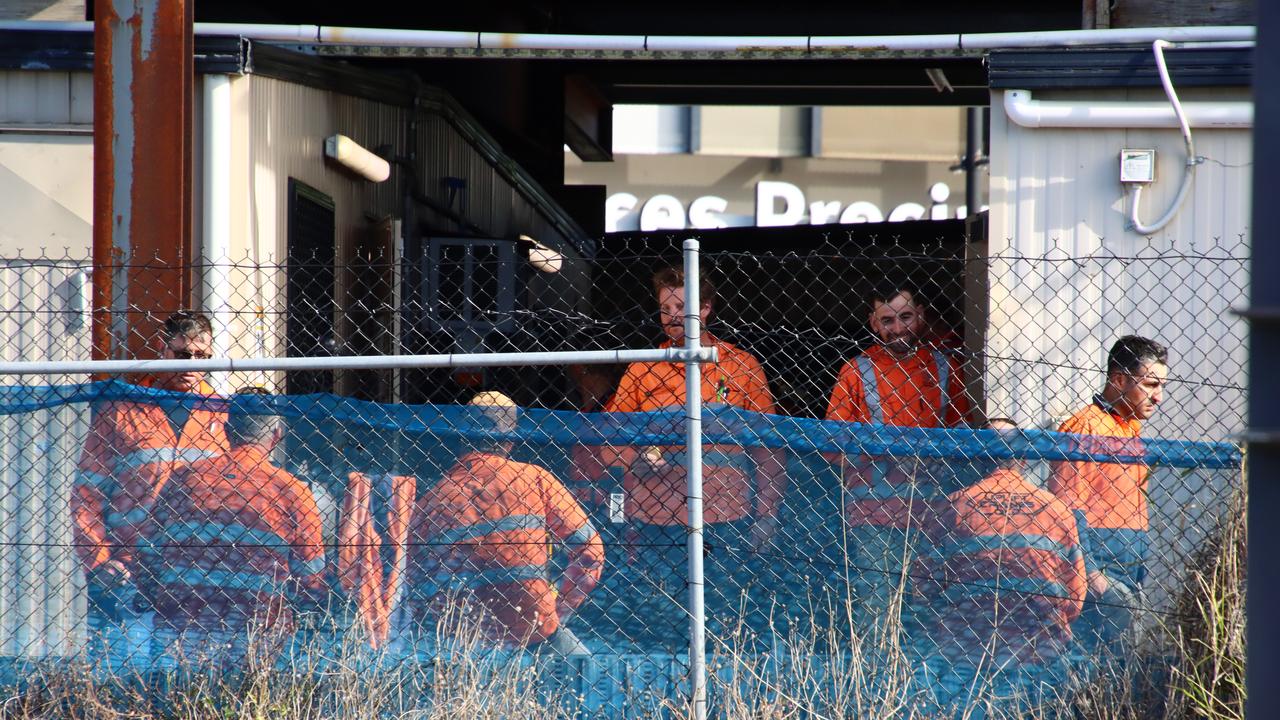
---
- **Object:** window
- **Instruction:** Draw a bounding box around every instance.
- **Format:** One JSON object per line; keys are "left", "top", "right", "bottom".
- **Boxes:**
{"left": 422, "top": 237, "right": 516, "bottom": 332}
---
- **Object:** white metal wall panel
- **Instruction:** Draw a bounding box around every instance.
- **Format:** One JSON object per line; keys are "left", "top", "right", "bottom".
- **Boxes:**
{"left": 0, "top": 70, "right": 94, "bottom": 125}
{"left": 0, "top": 260, "right": 92, "bottom": 656}
{"left": 241, "top": 75, "right": 406, "bottom": 387}
{"left": 986, "top": 87, "right": 1250, "bottom": 442}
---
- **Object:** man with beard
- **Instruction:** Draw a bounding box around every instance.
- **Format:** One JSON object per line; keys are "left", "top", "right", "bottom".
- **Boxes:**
{"left": 825, "top": 286, "right": 972, "bottom": 636}
{"left": 603, "top": 266, "right": 783, "bottom": 646}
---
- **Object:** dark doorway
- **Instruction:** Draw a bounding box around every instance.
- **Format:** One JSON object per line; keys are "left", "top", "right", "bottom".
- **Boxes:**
{"left": 285, "top": 178, "right": 337, "bottom": 396}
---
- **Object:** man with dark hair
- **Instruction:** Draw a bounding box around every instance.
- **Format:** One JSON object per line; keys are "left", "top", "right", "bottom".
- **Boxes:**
{"left": 1049, "top": 335, "right": 1168, "bottom": 644}
{"left": 136, "top": 387, "right": 326, "bottom": 669}
{"left": 73, "top": 310, "right": 228, "bottom": 669}
{"left": 825, "top": 286, "right": 972, "bottom": 635}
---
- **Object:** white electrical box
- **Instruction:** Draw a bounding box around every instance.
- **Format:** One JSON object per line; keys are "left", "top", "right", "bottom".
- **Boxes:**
{"left": 1120, "top": 148, "right": 1156, "bottom": 184}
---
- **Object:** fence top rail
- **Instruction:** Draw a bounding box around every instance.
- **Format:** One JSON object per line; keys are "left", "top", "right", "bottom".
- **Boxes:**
{"left": 0, "top": 348, "right": 719, "bottom": 376}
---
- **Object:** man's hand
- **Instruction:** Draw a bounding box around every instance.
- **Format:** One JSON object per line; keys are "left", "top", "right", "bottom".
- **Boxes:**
{"left": 89, "top": 559, "right": 131, "bottom": 588}
{"left": 1088, "top": 570, "right": 1110, "bottom": 596}
{"left": 632, "top": 446, "right": 669, "bottom": 478}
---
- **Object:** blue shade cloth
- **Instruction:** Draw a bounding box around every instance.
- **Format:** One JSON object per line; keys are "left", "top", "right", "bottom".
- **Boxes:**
{"left": 0, "top": 380, "right": 1241, "bottom": 469}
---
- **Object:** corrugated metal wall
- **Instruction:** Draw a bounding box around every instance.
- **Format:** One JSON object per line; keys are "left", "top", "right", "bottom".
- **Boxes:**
{"left": 986, "top": 87, "right": 1251, "bottom": 442}
{"left": 0, "top": 261, "right": 92, "bottom": 656}
{"left": 0, "top": 70, "right": 93, "bottom": 125}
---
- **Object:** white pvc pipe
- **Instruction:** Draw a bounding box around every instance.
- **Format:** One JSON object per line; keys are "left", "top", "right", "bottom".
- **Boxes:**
{"left": 682, "top": 238, "right": 707, "bottom": 720}
{"left": 202, "top": 74, "right": 234, "bottom": 395}
{"left": 1003, "top": 89, "right": 1253, "bottom": 129}
{"left": 0, "top": 20, "right": 1255, "bottom": 53}
{"left": 0, "top": 348, "right": 718, "bottom": 376}
{"left": 1129, "top": 40, "right": 1197, "bottom": 235}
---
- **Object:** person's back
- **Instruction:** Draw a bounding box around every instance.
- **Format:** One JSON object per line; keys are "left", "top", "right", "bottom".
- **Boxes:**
{"left": 935, "top": 464, "right": 1086, "bottom": 662}
{"left": 137, "top": 389, "right": 324, "bottom": 665}
{"left": 410, "top": 393, "right": 604, "bottom": 647}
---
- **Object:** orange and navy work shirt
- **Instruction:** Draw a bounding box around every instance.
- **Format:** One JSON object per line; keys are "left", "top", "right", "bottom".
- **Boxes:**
{"left": 136, "top": 445, "right": 327, "bottom": 634}
{"left": 930, "top": 466, "right": 1087, "bottom": 658}
{"left": 825, "top": 345, "right": 971, "bottom": 528}
{"left": 1048, "top": 399, "right": 1150, "bottom": 586}
{"left": 1048, "top": 400, "right": 1148, "bottom": 533}
{"left": 825, "top": 345, "right": 970, "bottom": 427}
{"left": 602, "top": 335, "right": 784, "bottom": 526}
{"left": 74, "top": 378, "right": 228, "bottom": 573}
{"left": 410, "top": 451, "right": 605, "bottom": 647}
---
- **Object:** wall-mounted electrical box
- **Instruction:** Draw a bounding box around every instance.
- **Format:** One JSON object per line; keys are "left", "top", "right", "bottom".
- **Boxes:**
{"left": 1120, "top": 148, "right": 1156, "bottom": 184}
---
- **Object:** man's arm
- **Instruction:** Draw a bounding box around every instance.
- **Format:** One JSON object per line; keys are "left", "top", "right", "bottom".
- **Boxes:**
{"left": 288, "top": 474, "right": 328, "bottom": 611}
{"left": 542, "top": 469, "right": 604, "bottom": 618}
{"left": 825, "top": 360, "right": 869, "bottom": 423}
{"left": 944, "top": 355, "right": 974, "bottom": 427}
{"left": 74, "top": 406, "right": 120, "bottom": 576}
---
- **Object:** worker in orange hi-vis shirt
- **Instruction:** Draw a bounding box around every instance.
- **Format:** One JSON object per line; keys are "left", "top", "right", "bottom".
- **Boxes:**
{"left": 337, "top": 470, "right": 416, "bottom": 650}
{"left": 409, "top": 392, "right": 604, "bottom": 651}
{"left": 1049, "top": 335, "right": 1168, "bottom": 647}
{"left": 74, "top": 311, "right": 228, "bottom": 669}
{"left": 602, "top": 266, "right": 784, "bottom": 646}
{"left": 925, "top": 419, "right": 1087, "bottom": 665}
{"left": 824, "top": 286, "right": 972, "bottom": 637}
{"left": 134, "top": 387, "right": 326, "bottom": 671}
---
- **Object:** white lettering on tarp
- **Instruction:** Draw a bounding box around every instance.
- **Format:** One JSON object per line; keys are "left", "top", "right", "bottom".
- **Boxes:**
{"left": 887, "top": 202, "right": 926, "bottom": 222}
{"left": 689, "top": 196, "right": 729, "bottom": 229}
{"left": 605, "top": 193, "right": 638, "bottom": 233}
{"left": 605, "top": 182, "right": 966, "bottom": 231}
{"left": 756, "top": 181, "right": 806, "bottom": 227}
{"left": 639, "top": 194, "right": 687, "bottom": 231}
{"left": 929, "top": 182, "right": 950, "bottom": 220}
{"left": 839, "top": 201, "right": 884, "bottom": 224}
{"left": 809, "top": 200, "right": 842, "bottom": 225}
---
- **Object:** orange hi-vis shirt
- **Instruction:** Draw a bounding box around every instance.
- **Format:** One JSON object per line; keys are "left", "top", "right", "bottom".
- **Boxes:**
{"left": 74, "top": 378, "right": 228, "bottom": 573}
{"left": 825, "top": 345, "right": 970, "bottom": 528}
{"left": 410, "top": 451, "right": 605, "bottom": 646}
{"left": 934, "top": 466, "right": 1087, "bottom": 653}
{"left": 826, "top": 345, "right": 970, "bottom": 427}
{"left": 603, "top": 335, "right": 784, "bottom": 526}
{"left": 1048, "top": 400, "right": 1149, "bottom": 533}
{"left": 337, "top": 472, "right": 417, "bottom": 649}
{"left": 136, "top": 445, "right": 327, "bottom": 634}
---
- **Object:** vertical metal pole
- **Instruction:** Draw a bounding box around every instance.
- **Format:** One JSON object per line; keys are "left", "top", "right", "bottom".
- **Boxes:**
{"left": 964, "top": 106, "right": 985, "bottom": 217}
{"left": 1248, "top": 0, "right": 1279, "bottom": 716}
{"left": 93, "top": 0, "right": 193, "bottom": 361}
{"left": 683, "top": 238, "right": 707, "bottom": 720}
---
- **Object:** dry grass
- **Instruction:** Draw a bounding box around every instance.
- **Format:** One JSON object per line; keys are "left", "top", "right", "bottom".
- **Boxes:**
{"left": 0, "top": 489, "right": 1248, "bottom": 719}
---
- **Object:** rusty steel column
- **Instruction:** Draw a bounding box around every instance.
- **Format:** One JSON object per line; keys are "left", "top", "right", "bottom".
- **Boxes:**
{"left": 93, "top": 0, "right": 194, "bottom": 361}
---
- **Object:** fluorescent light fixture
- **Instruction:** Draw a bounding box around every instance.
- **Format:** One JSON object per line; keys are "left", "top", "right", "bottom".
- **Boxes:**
{"left": 324, "top": 134, "right": 391, "bottom": 182}
{"left": 518, "top": 234, "right": 564, "bottom": 274}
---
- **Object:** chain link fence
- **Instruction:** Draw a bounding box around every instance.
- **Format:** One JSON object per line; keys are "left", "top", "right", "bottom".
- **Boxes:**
{"left": 0, "top": 232, "right": 1246, "bottom": 718}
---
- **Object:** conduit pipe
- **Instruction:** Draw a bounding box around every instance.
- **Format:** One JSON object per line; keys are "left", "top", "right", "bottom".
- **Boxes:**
{"left": 0, "top": 347, "right": 718, "bottom": 377}
{"left": 1129, "top": 39, "right": 1197, "bottom": 235}
{"left": 201, "top": 74, "right": 233, "bottom": 394}
{"left": 1003, "top": 89, "right": 1253, "bottom": 129}
{"left": 1, "top": 20, "right": 1254, "bottom": 54}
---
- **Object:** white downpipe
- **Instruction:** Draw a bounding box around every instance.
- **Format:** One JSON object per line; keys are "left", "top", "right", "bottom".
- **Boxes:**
{"left": 0, "top": 20, "right": 1254, "bottom": 53}
{"left": 682, "top": 238, "right": 707, "bottom": 720}
{"left": 0, "top": 347, "right": 718, "bottom": 377}
{"left": 1129, "top": 40, "right": 1197, "bottom": 235}
{"left": 202, "top": 74, "right": 234, "bottom": 394}
{"left": 1002, "top": 89, "right": 1252, "bottom": 129}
